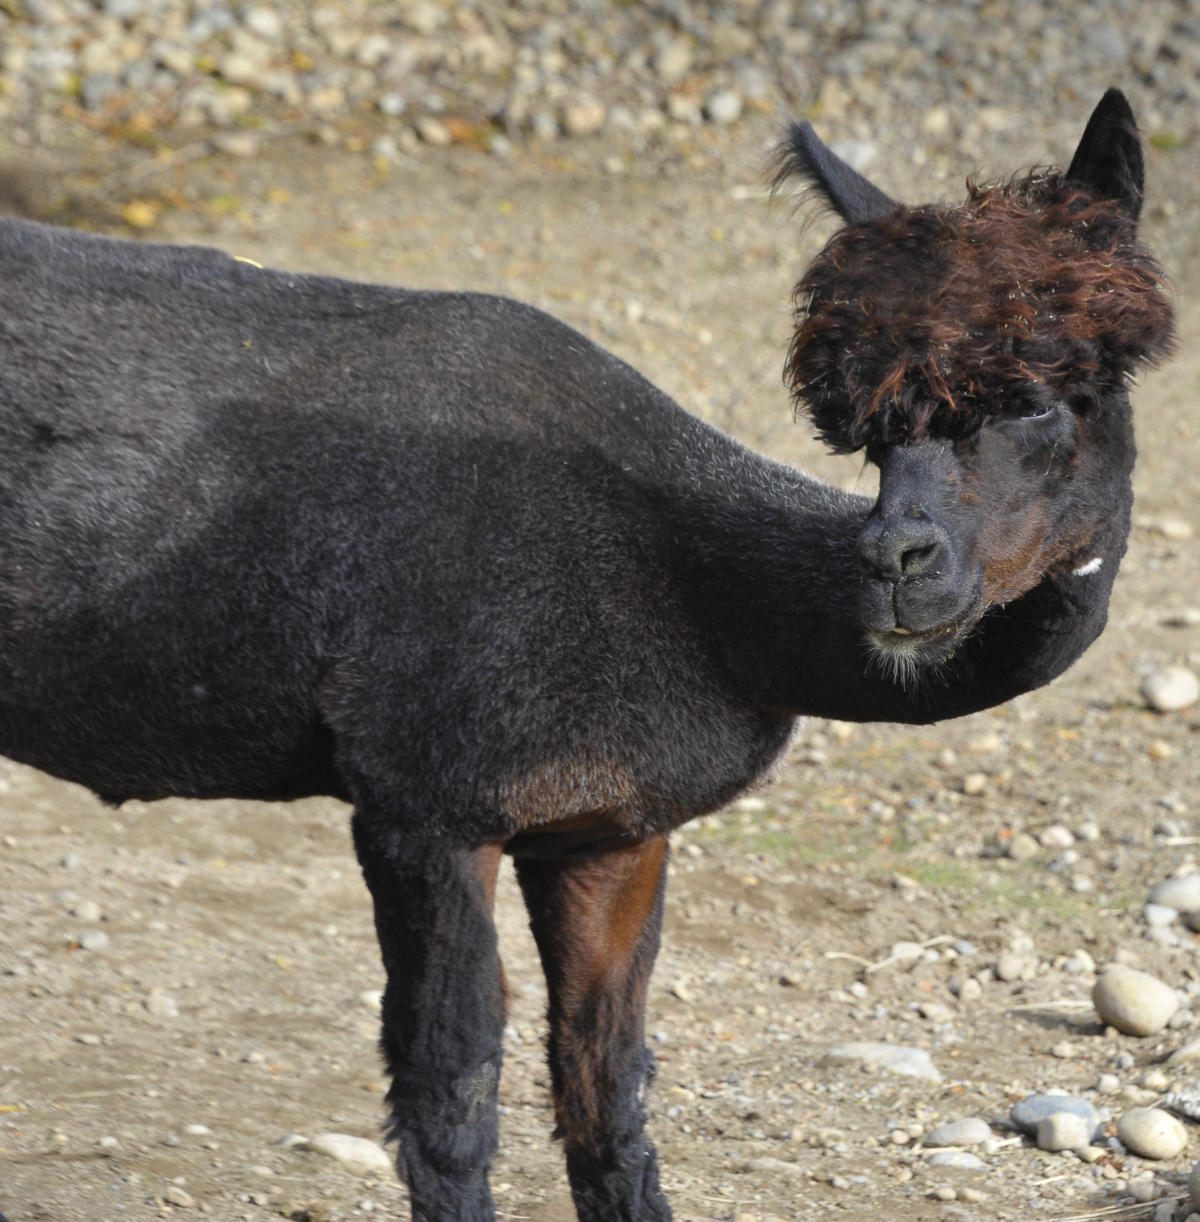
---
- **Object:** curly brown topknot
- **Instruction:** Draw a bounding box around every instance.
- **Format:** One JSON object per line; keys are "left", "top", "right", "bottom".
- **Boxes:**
{"left": 785, "top": 173, "right": 1175, "bottom": 452}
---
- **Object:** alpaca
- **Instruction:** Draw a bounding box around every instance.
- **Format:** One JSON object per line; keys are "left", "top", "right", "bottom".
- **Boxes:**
{"left": 0, "top": 88, "right": 1172, "bottom": 1221}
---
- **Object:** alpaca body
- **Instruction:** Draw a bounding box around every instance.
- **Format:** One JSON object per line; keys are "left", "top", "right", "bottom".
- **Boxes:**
{"left": 0, "top": 90, "right": 1173, "bottom": 1221}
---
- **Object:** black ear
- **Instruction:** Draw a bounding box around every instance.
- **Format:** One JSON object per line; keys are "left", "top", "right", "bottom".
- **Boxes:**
{"left": 771, "top": 119, "right": 898, "bottom": 225}
{"left": 1065, "top": 88, "right": 1145, "bottom": 222}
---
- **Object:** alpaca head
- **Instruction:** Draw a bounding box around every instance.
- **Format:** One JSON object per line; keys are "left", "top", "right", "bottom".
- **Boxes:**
{"left": 775, "top": 89, "right": 1175, "bottom": 683}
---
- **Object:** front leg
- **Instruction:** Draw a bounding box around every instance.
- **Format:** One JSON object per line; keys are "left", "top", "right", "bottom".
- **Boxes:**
{"left": 515, "top": 836, "right": 672, "bottom": 1222}
{"left": 351, "top": 814, "right": 505, "bottom": 1222}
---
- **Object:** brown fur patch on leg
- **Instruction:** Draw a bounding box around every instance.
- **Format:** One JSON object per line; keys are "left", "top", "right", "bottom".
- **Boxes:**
{"left": 514, "top": 837, "right": 672, "bottom": 1220}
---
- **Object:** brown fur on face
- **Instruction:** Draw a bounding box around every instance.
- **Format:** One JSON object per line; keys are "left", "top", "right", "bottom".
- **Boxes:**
{"left": 786, "top": 173, "right": 1175, "bottom": 452}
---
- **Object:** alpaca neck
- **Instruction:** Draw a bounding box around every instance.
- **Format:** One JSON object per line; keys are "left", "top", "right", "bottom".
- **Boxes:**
{"left": 673, "top": 472, "right": 1126, "bottom": 726}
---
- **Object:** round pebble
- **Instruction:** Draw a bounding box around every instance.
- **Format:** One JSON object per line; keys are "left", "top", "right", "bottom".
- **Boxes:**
{"left": 1039, "top": 823, "right": 1075, "bottom": 848}
{"left": 995, "top": 951, "right": 1027, "bottom": 982}
{"left": 1169, "top": 1038, "right": 1200, "bottom": 1067}
{"left": 654, "top": 40, "right": 693, "bottom": 83}
{"left": 1150, "top": 874, "right": 1200, "bottom": 914}
{"left": 423, "top": 116, "right": 459, "bottom": 147}
{"left": 1144, "top": 902, "right": 1180, "bottom": 928}
{"left": 956, "top": 977, "right": 983, "bottom": 1003}
{"left": 927, "top": 1150, "right": 985, "bottom": 1168}
{"left": 301, "top": 1132, "right": 393, "bottom": 1174}
{"left": 705, "top": 89, "right": 743, "bottom": 124}
{"left": 1138, "top": 1067, "right": 1172, "bottom": 1091}
{"left": 560, "top": 97, "right": 606, "bottom": 137}
{"left": 1156, "top": 517, "right": 1195, "bottom": 540}
{"left": 826, "top": 1042, "right": 942, "bottom": 1082}
{"left": 925, "top": 1117, "right": 992, "bottom": 1147}
{"left": 145, "top": 990, "right": 179, "bottom": 1018}
{"left": 962, "top": 772, "right": 987, "bottom": 795}
{"left": 1141, "top": 667, "right": 1200, "bottom": 713}
{"left": 1064, "top": 948, "right": 1096, "bottom": 975}
{"left": 79, "top": 931, "right": 109, "bottom": 951}
{"left": 1117, "top": 1107, "right": 1188, "bottom": 1160}
{"left": 1093, "top": 967, "right": 1180, "bottom": 1037}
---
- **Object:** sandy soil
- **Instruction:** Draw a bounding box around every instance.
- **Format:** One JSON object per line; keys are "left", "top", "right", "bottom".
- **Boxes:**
{"left": 0, "top": 115, "right": 1197, "bottom": 1222}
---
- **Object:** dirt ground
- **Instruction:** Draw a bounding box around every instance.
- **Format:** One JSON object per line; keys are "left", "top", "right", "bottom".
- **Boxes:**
{"left": 0, "top": 113, "right": 1197, "bottom": 1222}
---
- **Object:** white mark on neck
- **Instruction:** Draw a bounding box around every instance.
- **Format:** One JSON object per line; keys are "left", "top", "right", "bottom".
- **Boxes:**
{"left": 1073, "top": 556, "right": 1104, "bottom": 578}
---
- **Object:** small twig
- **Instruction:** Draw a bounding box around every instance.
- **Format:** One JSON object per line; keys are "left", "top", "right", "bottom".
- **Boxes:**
{"left": 823, "top": 951, "right": 873, "bottom": 968}
{"left": 1051, "top": 1196, "right": 1186, "bottom": 1221}
{"left": 865, "top": 935, "right": 955, "bottom": 975}
{"left": 825, "top": 935, "right": 958, "bottom": 976}
{"left": 989, "top": 999, "right": 1094, "bottom": 1014}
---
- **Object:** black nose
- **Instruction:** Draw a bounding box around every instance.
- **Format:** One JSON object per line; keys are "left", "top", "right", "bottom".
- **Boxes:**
{"left": 857, "top": 513, "right": 948, "bottom": 581}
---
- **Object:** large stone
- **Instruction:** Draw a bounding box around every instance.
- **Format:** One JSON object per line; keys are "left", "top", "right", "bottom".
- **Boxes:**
{"left": 1117, "top": 1107, "right": 1187, "bottom": 1160}
{"left": 1093, "top": 967, "right": 1179, "bottom": 1037}
{"left": 1010, "top": 1093, "right": 1102, "bottom": 1141}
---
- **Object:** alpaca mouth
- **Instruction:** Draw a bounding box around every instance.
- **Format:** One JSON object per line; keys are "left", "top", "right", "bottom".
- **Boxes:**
{"left": 876, "top": 621, "right": 960, "bottom": 646}
{"left": 867, "top": 620, "right": 967, "bottom": 688}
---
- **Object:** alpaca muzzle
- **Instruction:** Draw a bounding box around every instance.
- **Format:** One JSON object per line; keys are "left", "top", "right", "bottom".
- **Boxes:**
{"left": 856, "top": 441, "right": 980, "bottom": 645}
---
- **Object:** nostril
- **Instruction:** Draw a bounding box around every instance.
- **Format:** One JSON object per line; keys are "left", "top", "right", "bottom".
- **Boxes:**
{"left": 900, "top": 540, "right": 937, "bottom": 576}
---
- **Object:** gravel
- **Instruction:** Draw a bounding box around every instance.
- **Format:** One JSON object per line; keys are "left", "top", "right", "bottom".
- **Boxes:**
{"left": 2, "top": 0, "right": 1200, "bottom": 161}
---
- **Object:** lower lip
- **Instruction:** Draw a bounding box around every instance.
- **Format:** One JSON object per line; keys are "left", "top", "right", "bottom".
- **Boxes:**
{"left": 879, "top": 623, "right": 958, "bottom": 645}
